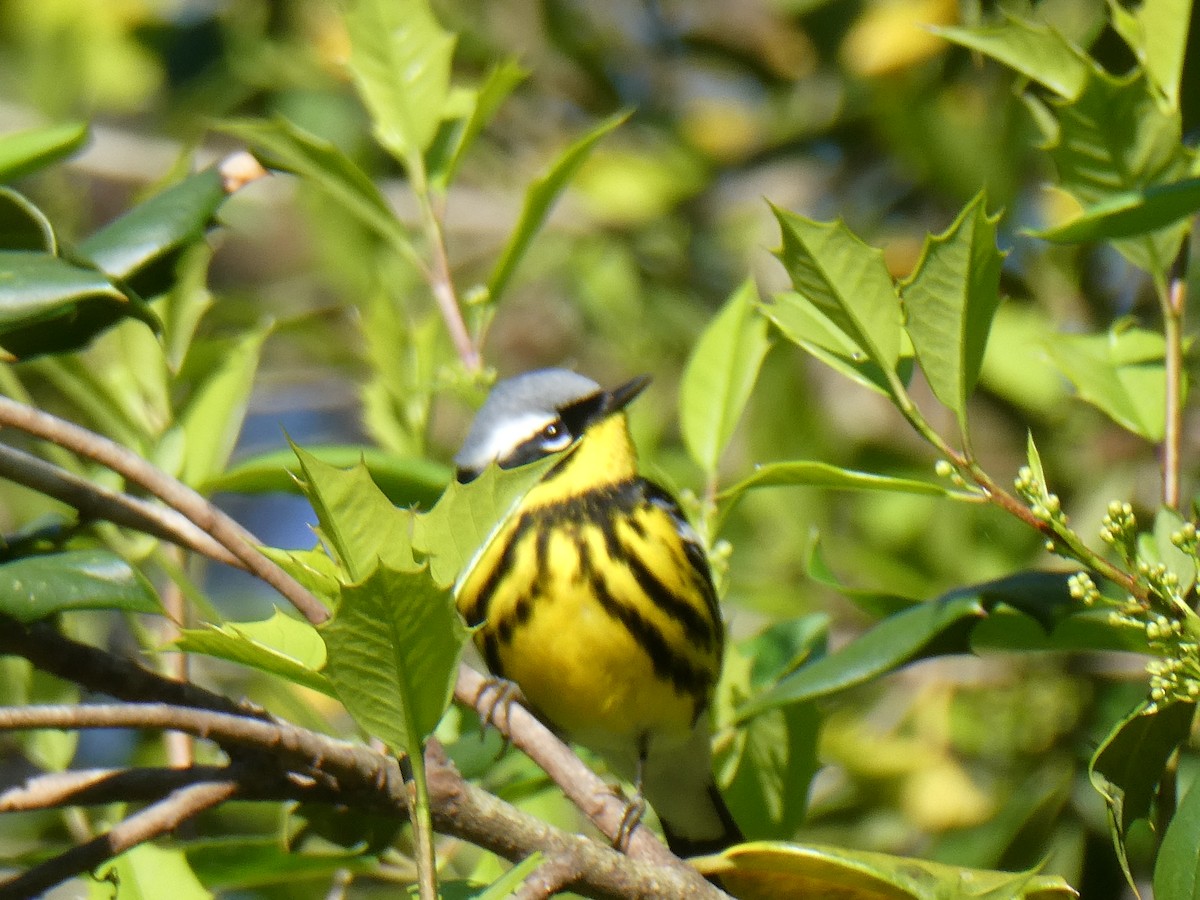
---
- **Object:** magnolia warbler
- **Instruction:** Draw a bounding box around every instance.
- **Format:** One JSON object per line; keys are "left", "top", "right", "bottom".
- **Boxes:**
{"left": 453, "top": 368, "right": 742, "bottom": 857}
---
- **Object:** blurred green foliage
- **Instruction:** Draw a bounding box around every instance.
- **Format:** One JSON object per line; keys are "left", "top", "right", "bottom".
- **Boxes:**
{"left": 2, "top": 0, "right": 1200, "bottom": 897}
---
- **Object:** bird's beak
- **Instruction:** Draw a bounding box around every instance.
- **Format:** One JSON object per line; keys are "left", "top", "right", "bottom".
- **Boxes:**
{"left": 605, "top": 374, "right": 652, "bottom": 414}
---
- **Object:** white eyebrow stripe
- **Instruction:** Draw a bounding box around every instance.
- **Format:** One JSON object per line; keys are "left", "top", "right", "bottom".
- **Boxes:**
{"left": 475, "top": 411, "right": 556, "bottom": 467}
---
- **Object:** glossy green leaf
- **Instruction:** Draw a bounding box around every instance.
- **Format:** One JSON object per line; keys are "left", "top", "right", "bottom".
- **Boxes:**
{"left": 259, "top": 547, "right": 341, "bottom": 609}
{"left": 738, "top": 593, "right": 985, "bottom": 719}
{"left": 759, "top": 292, "right": 908, "bottom": 397}
{"left": 185, "top": 838, "right": 377, "bottom": 891}
{"left": 1045, "top": 324, "right": 1172, "bottom": 441}
{"left": 1109, "top": 0, "right": 1191, "bottom": 110}
{"left": 345, "top": 0, "right": 456, "bottom": 171}
{"left": 0, "top": 187, "right": 55, "bottom": 252}
{"left": 321, "top": 563, "right": 468, "bottom": 752}
{"left": 0, "top": 549, "right": 159, "bottom": 622}
{"left": 1037, "top": 66, "right": 1195, "bottom": 278}
{"left": 206, "top": 446, "right": 449, "bottom": 510}
{"left": 413, "top": 454, "right": 559, "bottom": 589}
{"left": 1032, "top": 178, "right": 1200, "bottom": 243}
{"left": 900, "top": 193, "right": 1005, "bottom": 433}
{"left": 176, "top": 610, "right": 333, "bottom": 696}
{"left": 79, "top": 167, "right": 228, "bottom": 290}
{"left": 96, "top": 844, "right": 211, "bottom": 900}
{"left": 472, "top": 854, "right": 546, "bottom": 899}
{"left": 680, "top": 279, "right": 771, "bottom": 474}
{"left": 931, "top": 17, "right": 1090, "bottom": 100}
{"left": 1154, "top": 776, "right": 1200, "bottom": 899}
{"left": 720, "top": 461, "right": 965, "bottom": 505}
{"left": 218, "top": 117, "right": 405, "bottom": 246}
{"left": 700, "top": 841, "right": 1077, "bottom": 899}
{"left": 487, "top": 111, "right": 630, "bottom": 306}
{"left": 0, "top": 121, "right": 88, "bottom": 182}
{"left": 433, "top": 59, "right": 527, "bottom": 190}
{"left": 771, "top": 207, "right": 903, "bottom": 378}
{"left": 178, "top": 328, "right": 269, "bottom": 488}
{"left": 1091, "top": 700, "right": 1196, "bottom": 889}
{"left": 290, "top": 444, "right": 417, "bottom": 581}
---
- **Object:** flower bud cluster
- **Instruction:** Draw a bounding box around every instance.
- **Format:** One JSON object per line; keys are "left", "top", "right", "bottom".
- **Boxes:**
{"left": 1099, "top": 501, "right": 1137, "bottom": 563}
{"left": 1067, "top": 572, "right": 1100, "bottom": 605}
{"left": 1147, "top": 651, "right": 1200, "bottom": 703}
{"left": 935, "top": 459, "right": 967, "bottom": 488}
{"left": 1014, "top": 467, "right": 1067, "bottom": 527}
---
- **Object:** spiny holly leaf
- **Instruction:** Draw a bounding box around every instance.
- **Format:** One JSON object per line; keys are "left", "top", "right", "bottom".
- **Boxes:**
{"left": 0, "top": 549, "right": 159, "bottom": 622}
{"left": 321, "top": 563, "right": 468, "bottom": 752}
{"left": 413, "top": 454, "right": 559, "bottom": 589}
{"left": 900, "top": 193, "right": 1005, "bottom": 436}
{"left": 771, "top": 208, "right": 903, "bottom": 381}
{"left": 1032, "top": 177, "right": 1200, "bottom": 243}
{"left": 290, "top": 443, "right": 417, "bottom": 581}
{"left": 680, "top": 279, "right": 771, "bottom": 475}
{"left": 1109, "top": 0, "right": 1191, "bottom": 111}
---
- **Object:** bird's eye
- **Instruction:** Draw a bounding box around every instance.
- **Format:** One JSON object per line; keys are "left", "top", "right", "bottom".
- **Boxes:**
{"left": 541, "top": 422, "right": 561, "bottom": 440}
{"left": 538, "top": 420, "right": 571, "bottom": 451}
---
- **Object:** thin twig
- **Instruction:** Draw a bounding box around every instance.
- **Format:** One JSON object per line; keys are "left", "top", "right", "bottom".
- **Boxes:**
{"left": 418, "top": 194, "right": 480, "bottom": 372}
{"left": 0, "top": 396, "right": 328, "bottom": 624}
{"left": 0, "top": 441, "right": 242, "bottom": 567}
{"left": 0, "top": 780, "right": 238, "bottom": 899}
{"left": 1162, "top": 241, "right": 1190, "bottom": 511}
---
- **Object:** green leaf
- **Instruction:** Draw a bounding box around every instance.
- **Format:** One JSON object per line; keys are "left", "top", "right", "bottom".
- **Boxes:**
{"left": 720, "top": 461, "right": 965, "bottom": 505}
{"left": 771, "top": 208, "right": 903, "bottom": 378}
{"left": 900, "top": 193, "right": 1005, "bottom": 434}
{"left": 472, "top": 854, "right": 546, "bottom": 899}
{"left": 0, "top": 121, "right": 89, "bottom": 182}
{"left": 738, "top": 593, "right": 985, "bottom": 719}
{"left": 176, "top": 610, "right": 334, "bottom": 696}
{"left": 177, "top": 328, "right": 269, "bottom": 488}
{"left": 759, "top": 292, "right": 910, "bottom": 397}
{"left": 95, "top": 844, "right": 211, "bottom": 900}
{"left": 1036, "top": 66, "right": 1196, "bottom": 278}
{"left": 205, "top": 446, "right": 449, "bottom": 510}
{"left": 413, "top": 454, "right": 559, "bottom": 589}
{"left": 1031, "top": 177, "right": 1200, "bottom": 243}
{"left": 1155, "top": 776, "right": 1200, "bottom": 899}
{"left": 78, "top": 167, "right": 229, "bottom": 291}
{"left": 1044, "top": 324, "right": 1173, "bottom": 441}
{"left": 185, "top": 838, "right": 377, "bottom": 891}
{"left": 680, "top": 279, "right": 771, "bottom": 474}
{"left": 0, "top": 251, "right": 130, "bottom": 359}
{"left": 433, "top": 59, "right": 527, "bottom": 190}
{"left": 0, "top": 187, "right": 55, "bottom": 252}
{"left": 1154, "top": 506, "right": 1197, "bottom": 597}
{"left": 931, "top": 17, "right": 1090, "bottom": 100}
{"left": 290, "top": 444, "right": 417, "bottom": 581}
{"left": 0, "top": 550, "right": 159, "bottom": 622}
{"left": 218, "top": 118, "right": 405, "bottom": 246}
{"left": 487, "top": 111, "right": 630, "bottom": 306}
{"left": 1091, "top": 700, "right": 1196, "bottom": 889}
{"left": 321, "top": 564, "right": 468, "bottom": 752}
{"left": 700, "top": 841, "right": 1077, "bottom": 898}
{"left": 345, "top": 0, "right": 456, "bottom": 172}
{"left": 1109, "top": 0, "right": 1191, "bottom": 110}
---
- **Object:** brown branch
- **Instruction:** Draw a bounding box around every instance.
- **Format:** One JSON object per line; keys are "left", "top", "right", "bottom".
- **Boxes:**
{"left": 0, "top": 441, "right": 242, "bottom": 568}
{"left": 1162, "top": 241, "right": 1190, "bottom": 510}
{"left": 0, "top": 706, "right": 725, "bottom": 899}
{"left": 0, "top": 780, "right": 238, "bottom": 899}
{"left": 0, "top": 396, "right": 328, "bottom": 625}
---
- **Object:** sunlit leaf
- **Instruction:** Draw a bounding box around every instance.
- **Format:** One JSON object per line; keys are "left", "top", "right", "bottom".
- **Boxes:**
{"left": 900, "top": 192, "right": 1005, "bottom": 434}
{"left": 290, "top": 444, "right": 417, "bottom": 580}
{"left": 771, "top": 208, "right": 903, "bottom": 378}
{"left": 487, "top": 111, "right": 630, "bottom": 306}
{"left": 206, "top": 446, "right": 449, "bottom": 510}
{"left": 97, "top": 844, "right": 211, "bottom": 900}
{"left": 0, "top": 121, "right": 89, "bottom": 182}
{"left": 321, "top": 563, "right": 468, "bottom": 752}
{"left": 680, "top": 279, "right": 771, "bottom": 474}
{"left": 0, "top": 550, "right": 159, "bottom": 622}
{"left": 931, "top": 17, "right": 1090, "bottom": 100}
{"left": 433, "top": 59, "right": 527, "bottom": 190}
{"left": 1109, "top": 0, "right": 1191, "bottom": 110}
{"left": 698, "top": 841, "right": 1078, "bottom": 899}
{"left": 176, "top": 610, "right": 333, "bottom": 696}
{"left": 472, "top": 854, "right": 546, "bottom": 899}
{"left": 184, "top": 838, "right": 377, "bottom": 891}
{"left": 721, "top": 461, "right": 964, "bottom": 505}
{"left": 413, "top": 454, "right": 559, "bottom": 589}
{"left": 345, "top": 0, "right": 456, "bottom": 173}
{"left": 1031, "top": 178, "right": 1200, "bottom": 243}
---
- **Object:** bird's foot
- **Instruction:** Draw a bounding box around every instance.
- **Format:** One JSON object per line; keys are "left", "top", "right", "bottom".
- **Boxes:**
{"left": 472, "top": 676, "right": 525, "bottom": 750}
{"left": 613, "top": 789, "right": 647, "bottom": 852}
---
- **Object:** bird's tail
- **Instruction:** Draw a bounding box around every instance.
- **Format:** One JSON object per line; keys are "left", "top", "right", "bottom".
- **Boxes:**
{"left": 659, "top": 780, "right": 743, "bottom": 858}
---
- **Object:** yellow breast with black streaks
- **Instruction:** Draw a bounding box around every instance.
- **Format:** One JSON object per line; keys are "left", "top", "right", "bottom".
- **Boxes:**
{"left": 455, "top": 414, "right": 724, "bottom": 755}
